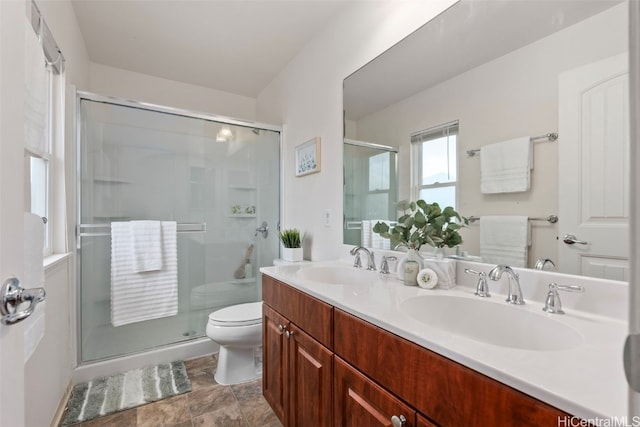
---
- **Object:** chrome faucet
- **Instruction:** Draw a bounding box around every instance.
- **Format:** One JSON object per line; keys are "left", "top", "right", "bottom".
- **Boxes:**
{"left": 542, "top": 282, "right": 584, "bottom": 314}
{"left": 464, "top": 268, "right": 490, "bottom": 298}
{"left": 350, "top": 246, "right": 376, "bottom": 271}
{"left": 488, "top": 265, "right": 525, "bottom": 305}
{"left": 534, "top": 258, "right": 556, "bottom": 271}
{"left": 380, "top": 255, "right": 397, "bottom": 275}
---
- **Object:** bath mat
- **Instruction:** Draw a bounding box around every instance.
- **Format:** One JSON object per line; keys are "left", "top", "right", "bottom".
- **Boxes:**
{"left": 61, "top": 360, "right": 191, "bottom": 426}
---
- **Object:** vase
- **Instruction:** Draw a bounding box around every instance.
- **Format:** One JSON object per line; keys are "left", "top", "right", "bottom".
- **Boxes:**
{"left": 282, "top": 247, "right": 303, "bottom": 262}
{"left": 396, "top": 248, "right": 424, "bottom": 286}
{"left": 433, "top": 247, "right": 446, "bottom": 260}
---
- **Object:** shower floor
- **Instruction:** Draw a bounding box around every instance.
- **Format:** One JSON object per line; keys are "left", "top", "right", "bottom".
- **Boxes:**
{"left": 61, "top": 354, "right": 281, "bottom": 427}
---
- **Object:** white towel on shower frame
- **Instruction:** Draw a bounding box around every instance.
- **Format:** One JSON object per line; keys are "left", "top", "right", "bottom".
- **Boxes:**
{"left": 131, "top": 220, "right": 163, "bottom": 272}
{"left": 110, "top": 221, "right": 178, "bottom": 327}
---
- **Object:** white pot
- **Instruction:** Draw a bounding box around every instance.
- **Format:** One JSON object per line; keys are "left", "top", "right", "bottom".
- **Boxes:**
{"left": 282, "top": 247, "right": 303, "bottom": 262}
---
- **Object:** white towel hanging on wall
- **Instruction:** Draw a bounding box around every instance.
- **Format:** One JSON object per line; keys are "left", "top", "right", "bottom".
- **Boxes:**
{"left": 480, "top": 137, "right": 532, "bottom": 194}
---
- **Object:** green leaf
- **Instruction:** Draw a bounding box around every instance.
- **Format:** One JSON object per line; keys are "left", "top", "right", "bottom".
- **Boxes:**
{"left": 414, "top": 211, "right": 426, "bottom": 228}
{"left": 404, "top": 216, "right": 414, "bottom": 228}
{"left": 409, "top": 201, "right": 417, "bottom": 211}
{"left": 373, "top": 222, "right": 389, "bottom": 233}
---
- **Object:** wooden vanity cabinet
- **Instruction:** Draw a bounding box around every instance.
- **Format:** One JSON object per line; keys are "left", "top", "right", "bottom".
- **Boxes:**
{"left": 334, "top": 308, "right": 569, "bottom": 427}
{"left": 262, "top": 276, "right": 333, "bottom": 427}
{"left": 262, "top": 275, "right": 572, "bottom": 427}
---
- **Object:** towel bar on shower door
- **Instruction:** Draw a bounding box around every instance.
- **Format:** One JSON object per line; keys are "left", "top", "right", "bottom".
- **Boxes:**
{"left": 78, "top": 222, "right": 207, "bottom": 237}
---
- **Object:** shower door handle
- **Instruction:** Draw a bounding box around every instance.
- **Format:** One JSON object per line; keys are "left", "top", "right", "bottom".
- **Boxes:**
{"left": 1, "top": 277, "right": 46, "bottom": 325}
{"left": 255, "top": 221, "right": 269, "bottom": 239}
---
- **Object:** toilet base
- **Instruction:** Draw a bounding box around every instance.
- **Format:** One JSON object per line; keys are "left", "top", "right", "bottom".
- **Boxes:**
{"left": 214, "top": 346, "right": 261, "bottom": 385}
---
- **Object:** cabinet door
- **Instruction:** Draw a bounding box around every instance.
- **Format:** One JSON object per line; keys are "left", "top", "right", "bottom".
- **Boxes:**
{"left": 334, "top": 357, "right": 416, "bottom": 427}
{"left": 288, "top": 323, "right": 334, "bottom": 427}
{"left": 263, "top": 304, "right": 288, "bottom": 424}
{"left": 417, "top": 414, "right": 439, "bottom": 427}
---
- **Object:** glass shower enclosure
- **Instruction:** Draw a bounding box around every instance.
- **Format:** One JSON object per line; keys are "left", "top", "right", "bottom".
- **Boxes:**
{"left": 77, "top": 92, "right": 280, "bottom": 363}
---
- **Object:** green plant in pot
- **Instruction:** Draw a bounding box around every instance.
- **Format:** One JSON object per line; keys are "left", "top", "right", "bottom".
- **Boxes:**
{"left": 280, "top": 228, "right": 303, "bottom": 262}
{"left": 373, "top": 200, "right": 468, "bottom": 253}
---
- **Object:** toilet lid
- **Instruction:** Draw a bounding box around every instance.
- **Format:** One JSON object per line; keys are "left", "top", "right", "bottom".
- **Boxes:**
{"left": 209, "top": 302, "right": 262, "bottom": 327}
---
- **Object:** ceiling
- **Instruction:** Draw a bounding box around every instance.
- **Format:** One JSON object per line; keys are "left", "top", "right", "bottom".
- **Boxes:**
{"left": 70, "top": 0, "right": 358, "bottom": 98}
{"left": 344, "top": 0, "right": 624, "bottom": 120}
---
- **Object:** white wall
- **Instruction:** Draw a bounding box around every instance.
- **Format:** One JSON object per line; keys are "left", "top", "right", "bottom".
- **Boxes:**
{"left": 90, "top": 63, "right": 257, "bottom": 121}
{"left": 352, "top": 3, "right": 627, "bottom": 266}
{"left": 257, "top": 0, "right": 457, "bottom": 260}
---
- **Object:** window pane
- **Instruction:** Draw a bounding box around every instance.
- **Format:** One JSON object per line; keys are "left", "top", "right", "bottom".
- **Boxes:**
{"left": 369, "top": 152, "right": 390, "bottom": 191}
{"left": 421, "top": 136, "right": 456, "bottom": 185}
{"left": 30, "top": 156, "right": 48, "bottom": 218}
{"left": 419, "top": 186, "right": 456, "bottom": 209}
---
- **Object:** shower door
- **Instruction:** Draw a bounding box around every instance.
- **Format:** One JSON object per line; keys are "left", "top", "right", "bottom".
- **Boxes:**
{"left": 77, "top": 93, "right": 280, "bottom": 363}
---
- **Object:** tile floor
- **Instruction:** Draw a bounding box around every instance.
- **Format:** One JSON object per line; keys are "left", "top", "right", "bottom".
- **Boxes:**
{"left": 62, "top": 354, "right": 282, "bottom": 427}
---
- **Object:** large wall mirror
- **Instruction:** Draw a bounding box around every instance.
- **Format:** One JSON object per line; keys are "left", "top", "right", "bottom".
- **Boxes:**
{"left": 343, "top": 0, "right": 629, "bottom": 280}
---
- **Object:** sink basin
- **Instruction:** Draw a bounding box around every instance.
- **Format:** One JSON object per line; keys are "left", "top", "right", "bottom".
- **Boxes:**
{"left": 401, "top": 295, "right": 583, "bottom": 351}
{"left": 295, "top": 266, "right": 378, "bottom": 285}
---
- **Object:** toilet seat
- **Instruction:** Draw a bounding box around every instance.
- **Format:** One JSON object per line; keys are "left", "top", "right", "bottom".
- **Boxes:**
{"left": 208, "top": 302, "right": 262, "bottom": 327}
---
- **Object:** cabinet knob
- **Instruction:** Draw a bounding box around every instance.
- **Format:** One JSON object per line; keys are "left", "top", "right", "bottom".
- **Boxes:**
{"left": 278, "top": 324, "right": 285, "bottom": 333}
{"left": 285, "top": 330, "right": 294, "bottom": 339}
{"left": 391, "top": 415, "right": 406, "bottom": 427}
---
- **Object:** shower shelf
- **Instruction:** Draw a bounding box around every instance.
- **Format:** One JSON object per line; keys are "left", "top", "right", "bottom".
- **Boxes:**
{"left": 228, "top": 214, "right": 257, "bottom": 218}
{"left": 228, "top": 185, "right": 256, "bottom": 190}
{"left": 93, "top": 176, "right": 132, "bottom": 184}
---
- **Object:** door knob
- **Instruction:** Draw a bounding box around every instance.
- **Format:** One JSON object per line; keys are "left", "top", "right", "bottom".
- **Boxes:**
{"left": 1, "top": 277, "right": 46, "bottom": 325}
{"left": 391, "top": 415, "right": 407, "bottom": 427}
{"left": 563, "top": 234, "right": 588, "bottom": 245}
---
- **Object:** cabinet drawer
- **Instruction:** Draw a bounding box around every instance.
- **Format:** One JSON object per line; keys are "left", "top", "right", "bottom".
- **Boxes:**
{"left": 262, "top": 275, "right": 333, "bottom": 349}
{"left": 334, "top": 308, "right": 569, "bottom": 426}
{"left": 335, "top": 357, "right": 416, "bottom": 427}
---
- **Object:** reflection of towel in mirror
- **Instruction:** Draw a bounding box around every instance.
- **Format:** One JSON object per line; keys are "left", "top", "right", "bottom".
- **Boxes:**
{"left": 480, "top": 137, "right": 532, "bottom": 193}
{"left": 361, "top": 220, "right": 391, "bottom": 250}
{"left": 480, "top": 216, "right": 530, "bottom": 268}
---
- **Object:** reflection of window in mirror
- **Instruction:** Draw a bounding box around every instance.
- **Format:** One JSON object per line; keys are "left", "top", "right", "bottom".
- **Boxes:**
{"left": 412, "top": 121, "right": 458, "bottom": 209}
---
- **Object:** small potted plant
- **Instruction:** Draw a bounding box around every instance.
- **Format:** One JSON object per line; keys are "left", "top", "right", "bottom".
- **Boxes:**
{"left": 280, "top": 228, "right": 303, "bottom": 262}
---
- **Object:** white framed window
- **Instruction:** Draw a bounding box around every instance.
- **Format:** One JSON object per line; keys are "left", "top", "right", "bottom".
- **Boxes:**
{"left": 411, "top": 121, "right": 458, "bottom": 209}
{"left": 24, "top": 1, "right": 65, "bottom": 257}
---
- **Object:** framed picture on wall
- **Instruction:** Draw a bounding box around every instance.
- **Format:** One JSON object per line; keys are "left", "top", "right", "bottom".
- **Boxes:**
{"left": 295, "top": 137, "right": 321, "bottom": 177}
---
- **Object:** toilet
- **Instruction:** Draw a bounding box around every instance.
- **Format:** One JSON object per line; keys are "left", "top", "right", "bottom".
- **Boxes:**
{"left": 206, "top": 301, "right": 263, "bottom": 385}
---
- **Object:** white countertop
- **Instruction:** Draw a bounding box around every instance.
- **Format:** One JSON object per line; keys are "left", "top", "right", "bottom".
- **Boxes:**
{"left": 260, "top": 259, "right": 628, "bottom": 422}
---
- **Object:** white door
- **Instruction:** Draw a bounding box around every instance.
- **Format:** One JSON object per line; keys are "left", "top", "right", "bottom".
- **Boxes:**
{"left": 0, "top": 1, "right": 27, "bottom": 426}
{"left": 558, "top": 53, "right": 629, "bottom": 280}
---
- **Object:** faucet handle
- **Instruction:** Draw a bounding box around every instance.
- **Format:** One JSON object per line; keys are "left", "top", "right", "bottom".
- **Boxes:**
{"left": 380, "top": 256, "right": 398, "bottom": 275}
{"left": 543, "top": 282, "right": 584, "bottom": 314}
{"left": 464, "top": 268, "right": 490, "bottom": 298}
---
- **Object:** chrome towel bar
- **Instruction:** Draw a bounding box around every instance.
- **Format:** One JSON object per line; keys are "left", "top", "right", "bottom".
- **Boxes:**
{"left": 468, "top": 215, "right": 558, "bottom": 224}
{"left": 466, "top": 132, "right": 558, "bottom": 157}
{"left": 78, "top": 222, "right": 206, "bottom": 237}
